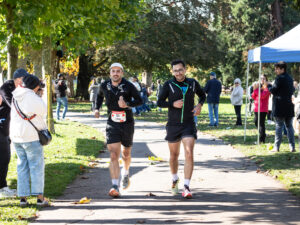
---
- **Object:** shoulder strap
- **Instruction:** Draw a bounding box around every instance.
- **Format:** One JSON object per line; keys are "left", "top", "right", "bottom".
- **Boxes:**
{"left": 12, "top": 98, "right": 38, "bottom": 131}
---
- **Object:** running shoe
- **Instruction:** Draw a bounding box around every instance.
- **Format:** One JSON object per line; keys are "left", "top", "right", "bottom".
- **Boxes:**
{"left": 171, "top": 179, "right": 179, "bottom": 195}
{"left": 121, "top": 175, "right": 130, "bottom": 190}
{"left": 108, "top": 185, "right": 120, "bottom": 198}
{"left": 20, "top": 198, "right": 28, "bottom": 207}
{"left": 182, "top": 185, "right": 192, "bottom": 199}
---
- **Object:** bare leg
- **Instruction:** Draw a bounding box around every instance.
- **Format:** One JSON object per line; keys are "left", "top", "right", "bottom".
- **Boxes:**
{"left": 168, "top": 141, "right": 181, "bottom": 175}
{"left": 108, "top": 143, "right": 121, "bottom": 179}
{"left": 182, "top": 137, "right": 195, "bottom": 180}
{"left": 122, "top": 147, "right": 132, "bottom": 171}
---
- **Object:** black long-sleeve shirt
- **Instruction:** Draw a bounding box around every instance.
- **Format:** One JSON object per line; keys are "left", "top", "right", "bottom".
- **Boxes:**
{"left": 95, "top": 78, "right": 142, "bottom": 123}
{"left": 157, "top": 77, "right": 206, "bottom": 125}
{"left": 0, "top": 80, "right": 15, "bottom": 136}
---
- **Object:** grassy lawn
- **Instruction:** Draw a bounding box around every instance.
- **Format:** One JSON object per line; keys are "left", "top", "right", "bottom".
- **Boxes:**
{"left": 0, "top": 120, "right": 104, "bottom": 225}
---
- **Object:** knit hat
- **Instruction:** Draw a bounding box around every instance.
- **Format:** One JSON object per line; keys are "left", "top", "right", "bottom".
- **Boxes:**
{"left": 13, "top": 68, "right": 29, "bottom": 80}
{"left": 23, "top": 75, "right": 40, "bottom": 90}
{"left": 210, "top": 72, "right": 216, "bottom": 77}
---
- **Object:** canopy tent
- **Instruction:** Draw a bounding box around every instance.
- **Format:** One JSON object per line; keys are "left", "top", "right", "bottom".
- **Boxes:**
{"left": 244, "top": 24, "right": 300, "bottom": 144}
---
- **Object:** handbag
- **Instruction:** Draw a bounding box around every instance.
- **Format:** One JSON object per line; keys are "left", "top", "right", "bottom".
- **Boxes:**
{"left": 12, "top": 98, "right": 52, "bottom": 146}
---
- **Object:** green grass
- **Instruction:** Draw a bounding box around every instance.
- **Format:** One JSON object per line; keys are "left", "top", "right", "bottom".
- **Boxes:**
{"left": 0, "top": 120, "right": 104, "bottom": 225}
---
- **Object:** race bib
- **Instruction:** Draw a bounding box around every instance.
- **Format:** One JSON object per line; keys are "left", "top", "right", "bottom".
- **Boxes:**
{"left": 111, "top": 111, "right": 126, "bottom": 123}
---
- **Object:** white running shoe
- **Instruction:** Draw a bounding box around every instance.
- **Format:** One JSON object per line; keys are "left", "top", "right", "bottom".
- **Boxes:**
{"left": 182, "top": 185, "right": 192, "bottom": 199}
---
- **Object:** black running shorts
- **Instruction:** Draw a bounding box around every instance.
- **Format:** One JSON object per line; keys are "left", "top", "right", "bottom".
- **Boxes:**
{"left": 165, "top": 122, "right": 197, "bottom": 142}
{"left": 106, "top": 121, "right": 134, "bottom": 147}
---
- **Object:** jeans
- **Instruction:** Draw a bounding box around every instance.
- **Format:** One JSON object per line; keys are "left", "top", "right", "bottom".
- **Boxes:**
{"left": 0, "top": 133, "right": 10, "bottom": 189}
{"left": 234, "top": 105, "right": 242, "bottom": 125}
{"left": 254, "top": 112, "right": 267, "bottom": 143}
{"left": 56, "top": 97, "right": 68, "bottom": 120}
{"left": 14, "top": 141, "right": 45, "bottom": 197}
{"left": 208, "top": 103, "right": 219, "bottom": 126}
{"left": 274, "top": 117, "right": 295, "bottom": 151}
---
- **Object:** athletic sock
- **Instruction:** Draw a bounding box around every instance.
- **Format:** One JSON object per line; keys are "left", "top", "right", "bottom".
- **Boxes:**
{"left": 172, "top": 174, "right": 179, "bottom": 182}
{"left": 184, "top": 179, "right": 190, "bottom": 187}
{"left": 121, "top": 168, "right": 129, "bottom": 176}
{"left": 112, "top": 179, "right": 119, "bottom": 186}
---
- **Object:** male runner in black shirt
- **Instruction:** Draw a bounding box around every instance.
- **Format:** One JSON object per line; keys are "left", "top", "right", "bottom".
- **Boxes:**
{"left": 157, "top": 59, "right": 206, "bottom": 198}
{"left": 94, "top": 63, "right": 142, "bottom": 197}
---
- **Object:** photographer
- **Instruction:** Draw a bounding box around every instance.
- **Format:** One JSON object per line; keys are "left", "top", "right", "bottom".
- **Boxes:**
{"left": 54, "top": 74, "right": 68, "bottom": 120}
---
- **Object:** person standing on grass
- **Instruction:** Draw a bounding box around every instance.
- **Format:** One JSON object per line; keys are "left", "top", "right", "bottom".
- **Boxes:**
{"left": 94, "top": 63, "right": 142, "bottom": 198}
{"left": 54, "top": 73, "right": 68, "bottom": 120}
{"left": 88, "top": 78, "right": 100, "bottom": 112}
{"left": 204, "top": 72, "right": 222, "bottom": 127}
{"left": 157, "top": 59, "right": 206, "bottom": 199}
{"left": 230, "top": 78, "right": 243, "bottom": 126}
{"left": 251, "top": 74, "right": 270, "bottom": 143}
{"left": 267, "top": 61, "right": 295, "bottom": 152}
{"left": 0, "top": 68, "right": 29, "bottom": 198}
{"left": 10, "top": 74, "right": 49, "bottom": 207}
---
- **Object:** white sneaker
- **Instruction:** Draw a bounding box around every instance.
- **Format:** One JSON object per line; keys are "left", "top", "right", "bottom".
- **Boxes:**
{"left": 0, "top": 187, "right": 17, "bottom": 198}
{"left": 267, "top": 120, "right": 272, "bottom": 125}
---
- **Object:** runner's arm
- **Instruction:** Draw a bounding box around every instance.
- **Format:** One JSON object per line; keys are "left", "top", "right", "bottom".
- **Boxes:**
{"left": 127, "top": 82, "right": 143, "bottom": 107}
{"left": 95, "top": 84, "right": 105, "bottom": 111}
{"left": 157, "top": 81, "right": 171, "bottom": 108}
{"left": 195, "top": 81, "right": 206, "bottom": 106}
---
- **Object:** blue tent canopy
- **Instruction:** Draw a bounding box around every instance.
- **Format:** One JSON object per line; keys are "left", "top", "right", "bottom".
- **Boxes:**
{"left": 248, "top": 24, "right": 300, "bottom": 63}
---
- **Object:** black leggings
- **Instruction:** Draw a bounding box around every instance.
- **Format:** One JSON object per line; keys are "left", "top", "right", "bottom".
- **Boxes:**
{"left": 0, "top": 133, "right": 11, "bottom": 189}
{"left": 234, "top": 105, "right": 242, "bottom": 125}
{"left": 254, "top": 112, "right": 267, "bottom": 143}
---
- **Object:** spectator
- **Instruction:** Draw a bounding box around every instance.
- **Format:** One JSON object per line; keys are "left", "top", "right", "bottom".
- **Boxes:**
{"left": 267, "top": 61, "right": 295, "bottom": 152}
{"left": 156, "top": 79, "right": 162, "bottom": 112}
{"left": 10, "top": 74, "right": 49, "bottom": 206}
{"left": 88, "top": 78, "right": 100, "bottom": 112}
{"left": 251, "top": 74, "right": 270, "bottom": 143}
{"left": 140, "top": 83, "right": 151, "bottom": 113}
{"left": 230, "top": 78, "right": 243, "bottom": 126}
{"left": 0, "top": 68, "right": 29, "bottom": 198}
{"left": 130, "top": 76, "right": 142, "bottom": 115}
{"left": 204, "top": 72, "right": 222, "bottom": 127}
{"left": 54, "top": 73, "right": 68, "bottom": 120}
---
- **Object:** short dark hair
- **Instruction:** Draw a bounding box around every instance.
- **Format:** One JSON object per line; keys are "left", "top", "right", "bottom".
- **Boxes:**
{"left": 171, "top": 59, "right": 185, "bottom": 68}
{"left": 274, "top": 61, "right": 287, "bottom": 72}
{"left": 261, "top": 74, "right": 268, "bottom": 81}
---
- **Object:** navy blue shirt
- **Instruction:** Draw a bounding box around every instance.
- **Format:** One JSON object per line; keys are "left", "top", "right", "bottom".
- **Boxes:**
{"left": 204, "top": 78, "right": 222, "bottom": 103}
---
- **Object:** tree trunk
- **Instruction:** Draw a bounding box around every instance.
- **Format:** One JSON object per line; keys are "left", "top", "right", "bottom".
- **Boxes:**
{"left": 76, "top": 54, "right": 91, "bottom": 100}
{"left": 42, "top": 36, "right": 55, "bottom": 133}
{"left": 31, "top": 48, "right": 43, "bottom": 78}
{"left": 272, "top": 0, "right": 283, "bottom": 37}
{"left": 6, "top": 4, "right": 18, "bottom": 80}
{"left": 17, "top": 55, "right": 27, "bottom": 69}
{"left": 0, "top": 58, "right": 3, "bottom": 86}
{"left": 142, "top": 70, "right": 152, "bottom": 87}
{"left": 66, "top": 73, "right": 75, "bottom": 98}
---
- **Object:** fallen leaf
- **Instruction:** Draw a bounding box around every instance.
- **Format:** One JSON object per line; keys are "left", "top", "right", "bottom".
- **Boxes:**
{"left": 79, "top": 165, "right": 85, "bottom": 171}
{"left": 81, "top": 176, "right": 89, "bottom": 179}
{"left": 136, "top": 220, "right": 146, "bottom": 224}
{"left": 146, "top": 192, "right": 156, "bottom": 197}
{"left": 90, "top": 136, "right": 96, "bottom": 140}
{"left": 74, "top": 197, "right": 91, "bottom": 204}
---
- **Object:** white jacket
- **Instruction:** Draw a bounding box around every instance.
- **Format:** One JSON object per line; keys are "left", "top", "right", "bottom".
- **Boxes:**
{"left": 10, "top": 87, "right": 47, "bottom": 143}
{"left": 231, "top": 85, "right": 244, "bottom": 106}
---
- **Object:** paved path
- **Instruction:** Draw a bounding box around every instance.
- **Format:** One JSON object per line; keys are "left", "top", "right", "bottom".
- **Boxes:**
{"left": 32, "top": 112, "right": 300, "bottom": 225}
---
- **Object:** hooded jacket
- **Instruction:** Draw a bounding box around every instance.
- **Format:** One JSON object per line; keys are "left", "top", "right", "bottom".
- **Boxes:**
{"left": 10, "top": 87, "right": 47, "bottom": 143}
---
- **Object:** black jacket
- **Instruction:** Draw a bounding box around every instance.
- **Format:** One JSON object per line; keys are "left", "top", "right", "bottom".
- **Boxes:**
{"left": 0, "top": 80, "right": 15, "bottom": 136}
{"left": 95, "top": 78, "right": 142, "bottom": 123}
{"left": 204, "top": 78, "right": 222, "bottom": 103}
{"left": 268, "top": 72, "right": 294, "bottom": 118}
{"left": 54, "top": 79, "right": 67, "bottom": 98}
{"left": 157, "top": 77, "right": 206, "bottom": 125}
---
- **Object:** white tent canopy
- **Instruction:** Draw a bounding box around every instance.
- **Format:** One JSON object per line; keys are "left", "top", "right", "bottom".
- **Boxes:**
{"left": 248, "top": 24, "right": 300, "bottom": 63}
{"left": 244, "top": 24, "right": 300, "bottom": 143}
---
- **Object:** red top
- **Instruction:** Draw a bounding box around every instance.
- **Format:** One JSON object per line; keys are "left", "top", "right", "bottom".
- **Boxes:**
{"left": 252, "top": 87, "right": 270, "bottom": 113}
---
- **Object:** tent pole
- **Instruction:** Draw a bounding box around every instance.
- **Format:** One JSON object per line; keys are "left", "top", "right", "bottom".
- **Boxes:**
{"left": 257, "top": 62, "right": 262, "bottom": 145}
{"left": 244, "top": 63, "right": 250, "bottom": 142}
